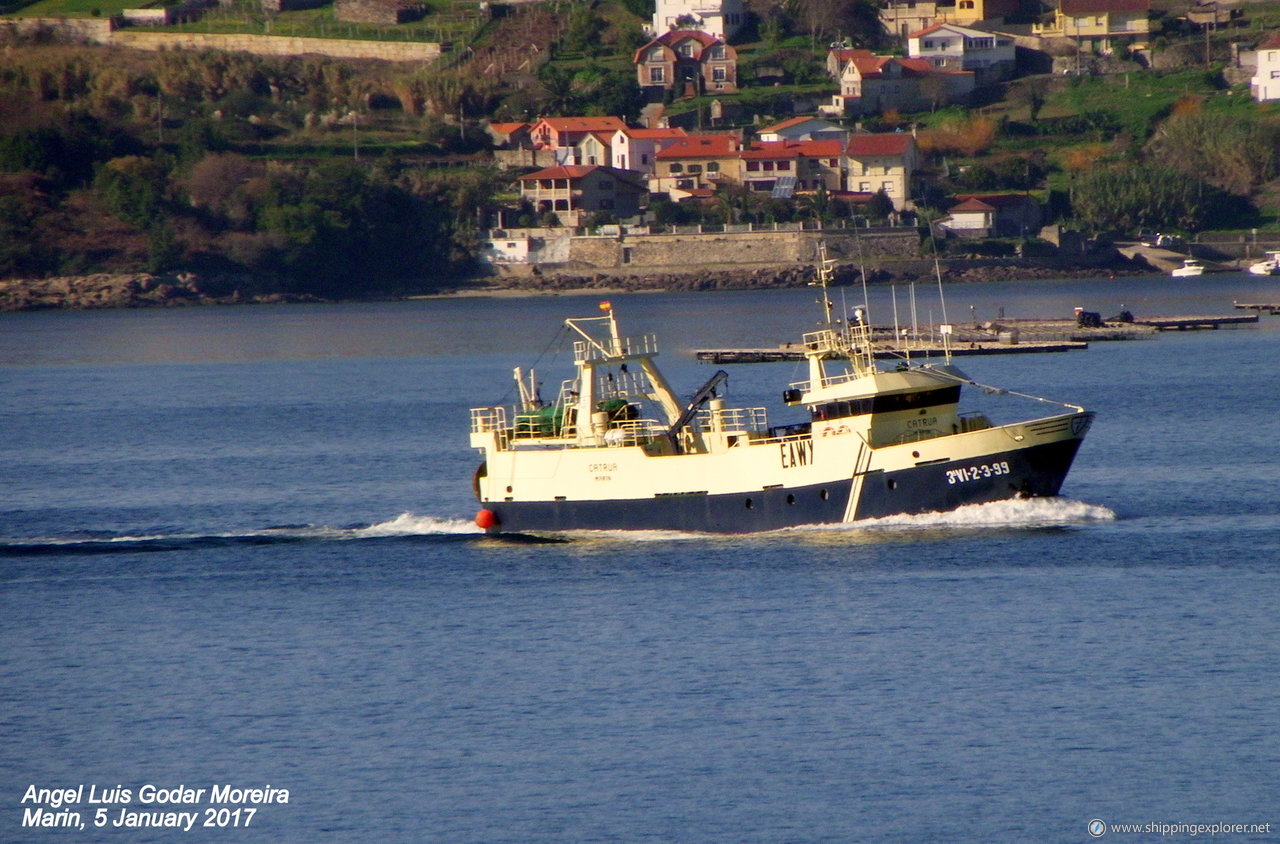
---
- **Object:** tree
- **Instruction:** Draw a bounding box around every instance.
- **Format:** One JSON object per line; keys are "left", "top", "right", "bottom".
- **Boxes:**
{"left": 147, "top": 221, "right": 180, "bottom": 274}
{"left": 185, "top": 152, "right": 264, "bottom": 230}
{"left": 1011, "top": 78, "right": 1049, "bottom": 123}
{"left": 1070, "top": 163, "right": 1239, "bottom": 232}
{"left": 798, "top": 185, "right": 833, "bottom": 224}
{"left": 537, "top": 65, "right": 580, "bottom": 115}
{"left": 1146, "top": 111, "right": 1280, "bottom": 196}
{"left": 95, "top": 156, "right": 170, "bottom": 229}
{"left": 865, "top": 189, "right": 894, "bottom": 222}
{"left": 561, "top": 3, "right": 604, "bottom": 57}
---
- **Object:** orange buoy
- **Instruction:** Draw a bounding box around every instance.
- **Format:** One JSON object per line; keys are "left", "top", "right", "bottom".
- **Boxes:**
{"left": 475, "top": 509, "right": 499, "bottom": 530}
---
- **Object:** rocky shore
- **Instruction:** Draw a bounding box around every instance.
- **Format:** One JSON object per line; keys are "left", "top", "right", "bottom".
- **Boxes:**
{"left": 445, "top": 256, "right": 1154, "bottom": 296}
{"left": 0, "top": 273, "right": 324, "bottom": 312}
{"left": 0, "top": 257, "right": 1154, "bottom": 312}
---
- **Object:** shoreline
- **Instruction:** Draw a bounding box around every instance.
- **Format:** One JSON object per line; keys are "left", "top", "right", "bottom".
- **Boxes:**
{"left": 0, "top": 259, "right": 1160, "bottom": 313}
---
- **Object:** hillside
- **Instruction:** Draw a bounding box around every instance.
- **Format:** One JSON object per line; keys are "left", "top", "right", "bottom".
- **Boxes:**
{"left": 2, "top": 0, "right": 1280, "bottom": 301}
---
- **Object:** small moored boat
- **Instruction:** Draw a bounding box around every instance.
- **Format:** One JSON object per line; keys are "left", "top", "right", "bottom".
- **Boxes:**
{"left": 468, "top": 259, "right": 1094, "bottom": 534}
{"left": 1171, "top": 258, "right": 1205, "bottom": 277}
{"left": 1248, "top": 251, "right": 1280, "bottom": 276}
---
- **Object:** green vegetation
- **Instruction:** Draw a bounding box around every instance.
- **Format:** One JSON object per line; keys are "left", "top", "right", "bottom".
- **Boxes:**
{"left": 14, "top": 0, "right": 136, "bottom": 16}
{"left": 4, "top": 0, "right": 1280, "bottom": 291}
{"left": 136, "top": 0, "right": 486, "bottom": 44}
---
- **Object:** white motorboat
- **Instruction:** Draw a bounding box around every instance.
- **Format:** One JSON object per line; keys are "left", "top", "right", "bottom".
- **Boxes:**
{"left": 1248, "top": 251, "right": 1280, "bottom": 276}
{"left": 1171, "top": 258, "right": 1205, "bottom": 277}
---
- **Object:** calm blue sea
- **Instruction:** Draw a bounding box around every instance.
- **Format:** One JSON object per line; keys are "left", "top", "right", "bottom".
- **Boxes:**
{"left": 2, "top": 276, "right": 1278, "bottom": 843}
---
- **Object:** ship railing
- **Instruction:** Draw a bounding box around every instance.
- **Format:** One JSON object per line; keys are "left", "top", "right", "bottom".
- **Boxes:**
{"left": 788, "top": 368, "right": 864, "bottom": 392}
{"left": 595, "top": 368, "right": 650, "bottom": 403}
{"left": 696, "top": 406, "right": 769, "bottom": 433}
{"left": 800, "top": 325, "right": 876, "bottom": 375}
{"left": 574, "top": 334, "right": 658, "bottom": 363}
{"left": 753, "top": 426, "right": 814, "bottom": 446}
{"left": 471, "top": 406, "right": 508, "bottom": 433}
{"left": 600, "top": 418, "right": 667, "bottom": 447}
{"left": 470, "top": 406, "right": 512, "bottom": 450}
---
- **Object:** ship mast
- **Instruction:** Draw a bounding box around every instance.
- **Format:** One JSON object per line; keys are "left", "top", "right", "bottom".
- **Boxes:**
{"left": 804, "top": 243, "right": 876, "bottom": 388}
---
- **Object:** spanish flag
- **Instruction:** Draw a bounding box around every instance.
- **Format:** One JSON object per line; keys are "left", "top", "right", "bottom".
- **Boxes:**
{"left": 599, "top": 301, "right": 612, "bottom": 311}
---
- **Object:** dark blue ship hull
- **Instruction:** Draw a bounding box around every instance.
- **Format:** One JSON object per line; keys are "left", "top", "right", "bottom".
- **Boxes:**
{"left": 479, "top": 438, "right": 1085, "bottom": 535}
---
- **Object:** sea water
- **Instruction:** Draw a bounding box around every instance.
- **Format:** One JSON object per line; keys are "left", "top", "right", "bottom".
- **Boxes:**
{"left": 2, "top": 276, "right": 1278, "bottom": 842}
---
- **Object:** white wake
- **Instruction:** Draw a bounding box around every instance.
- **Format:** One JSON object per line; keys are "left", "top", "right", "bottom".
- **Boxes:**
{"left": 847, "top": 497, "right": 1116, "bottom": 531}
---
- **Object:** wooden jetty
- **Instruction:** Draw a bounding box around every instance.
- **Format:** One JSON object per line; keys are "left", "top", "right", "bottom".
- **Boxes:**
{"left": 1235, "top": 303, "right": 1280, "bottom": 315}
{"left": 697, "top": 341, "right": 1088, "bottom": 364}
{"left": 696, "top": 314, "right": 1256, "bottom": 364}
{"left": 1132, "top": 314, "right": 1259, "bottom": 330}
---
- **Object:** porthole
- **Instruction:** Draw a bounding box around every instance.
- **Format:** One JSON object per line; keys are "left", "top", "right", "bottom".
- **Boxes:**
{"left": 887, "top": 478, "right": 898, "bottom": 490}
{"left": 819, "top": 489, "right": 829, "bottom": 501}
{"left": 912, "top": 451, "right": 920, "bottom": 458}
{"left": 786, "top": 494, "right": 796, "bottom": 505}
{"left": 744, "top": 498, "right": 754, "bottom": 509}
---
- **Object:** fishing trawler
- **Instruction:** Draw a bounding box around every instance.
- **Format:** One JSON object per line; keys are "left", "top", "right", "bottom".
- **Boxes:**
{"left": 469, "top": 258, "right": 1094, "bottom": 534}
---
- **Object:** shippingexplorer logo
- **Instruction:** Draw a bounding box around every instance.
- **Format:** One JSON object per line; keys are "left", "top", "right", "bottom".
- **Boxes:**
{"left": 1088, "top": 819, "right": 1274, "bottom": 837}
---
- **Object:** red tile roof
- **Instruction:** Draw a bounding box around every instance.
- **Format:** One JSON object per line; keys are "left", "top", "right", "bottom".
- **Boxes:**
{"left": 909, "top": 23, "right": 949, "bottom": 37}
{"left": 622, "top": 127, "right": 689, "bottom": 140}
{"left": 532, "top": 116, "right": 628, "bottom": 133}
{"left": 518, "top": 165, "right": 649, "bottom": 192}
{"left": 635, "top": 29, "right": 728, "bottom": 62}
{"left": 655, "top": 135, "right": 741, "bottom": 158}
{"left": 757, "top": 116, "right": 814, "bottom": 133}
{"left": 656, "top": 29, "right": 721, "bottom": 49}
{"left": 518, "top": 165, "right": 600, "bottom": 180}
{"left": 847, "top": 55, "right": 961, "bottom": 78}
{"left": 1258, "top": 31, "right": 1280, "bottom": 50}
{"left": 954, "top": 193, "right": 1038, "bottom": 207}
{"left": 743, "top": 140, "right": 845, "bottom": 159}
{"left": 907, "top": 22, "right": 987, "bottom": 38}
{"left": 829, "top": 48, "right": 877, "bottom": 65}
{"left": 846, "top": 133, "right": 914, "bottom": 157}
{"left": 949, "top": 198, "right": 996, "bottom": 212}
{"left": 741, "top": 142, "right": 802, "bottom": 160}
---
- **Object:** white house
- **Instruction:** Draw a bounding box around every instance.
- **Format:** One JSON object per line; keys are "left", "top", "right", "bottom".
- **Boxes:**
{"left": 651, "top": 0, "right": 744, "bottom": 40}
{"left": 610, "top": 127, "right": 689, "bottom": 175}
{"left": 1251, "top": 31, "right": 1280, "bottom": 102}
{"left": 755, "top": 116, "right": 847, "bottom": 143}
{"left": 907, "top": 23, "right": 1016, "bottom": 84}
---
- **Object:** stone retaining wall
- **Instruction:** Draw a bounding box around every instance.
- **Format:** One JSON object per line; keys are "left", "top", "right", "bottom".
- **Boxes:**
{"left": 0, "top": 17, "right": 114, "bottom": 43}
{"left": 110, "top": 30, "right": 443, "bottom": 61}
{"left": 566, "top": 229, "right": 921, "bottom": 271}
{"left": 1, "top": 16, "right": 445, "bottom": 62}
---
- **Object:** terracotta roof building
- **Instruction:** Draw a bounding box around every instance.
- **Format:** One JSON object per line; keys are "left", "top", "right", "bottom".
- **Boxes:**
{"left": 517, "top": 165, "right": 649, "bottom": 227}
{"left": 635, "top": 30, "right": 738, "bottom": 97}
